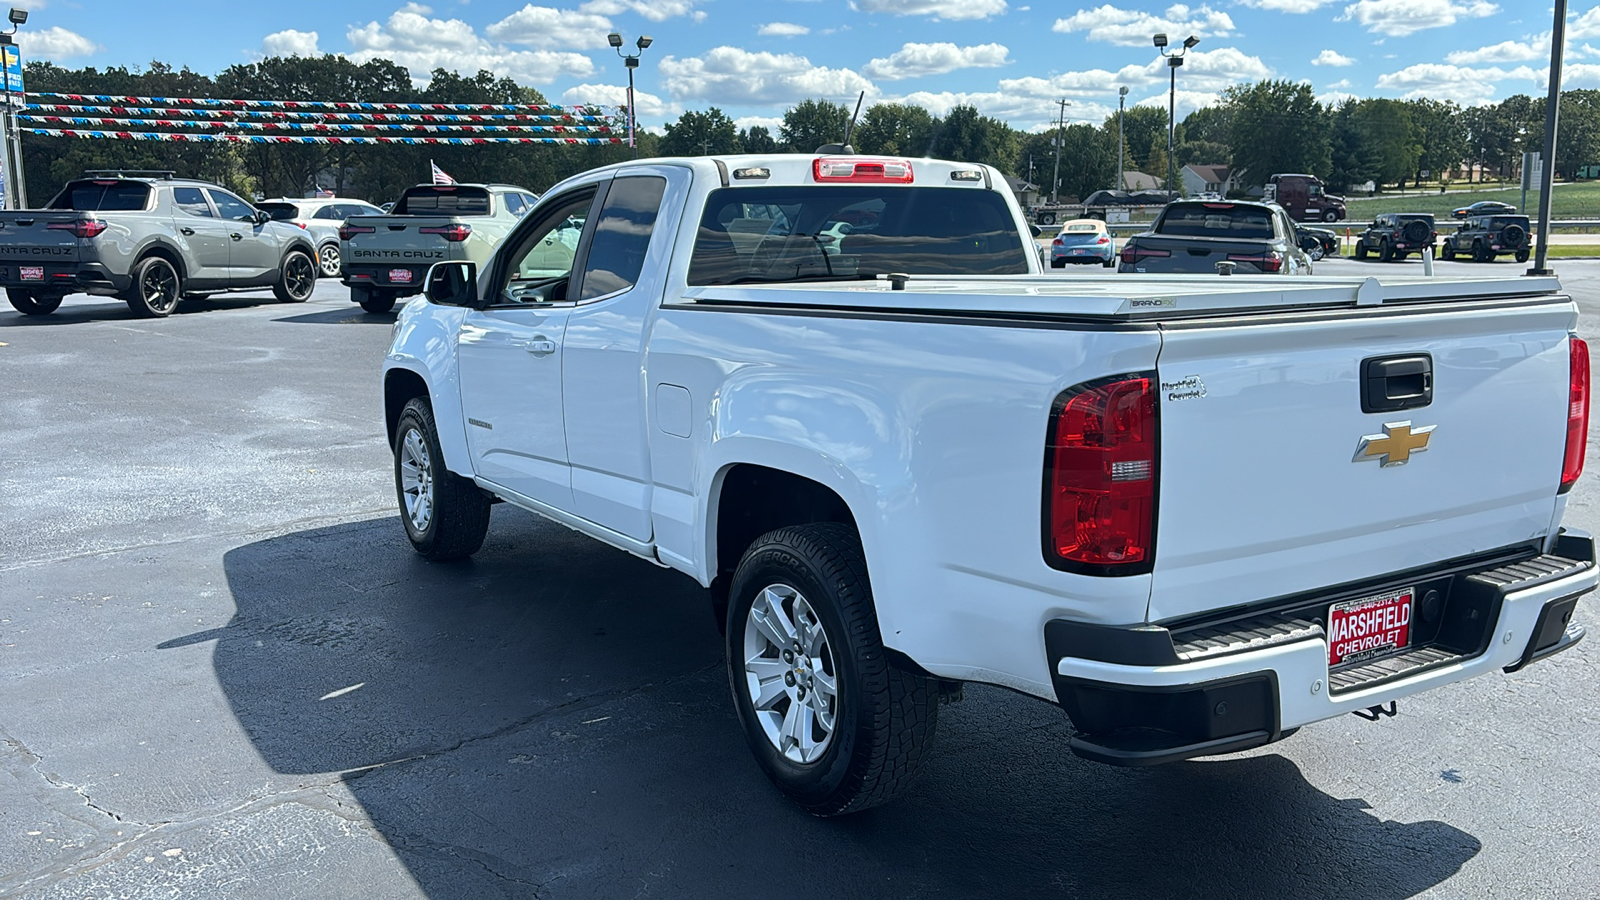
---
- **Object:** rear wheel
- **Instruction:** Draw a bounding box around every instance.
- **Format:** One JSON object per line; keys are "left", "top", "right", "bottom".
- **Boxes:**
{"left": 125, "top": 256, "right": 182, "bottom": 317}
{"left": 1515, "top": 247, "right": 1530, "bottom": 263}
{"left": 273, "top": 250, "right": 316, "bottom": 303}
{"left": 1102, "top": 257, "right": 1115, "bottom": 268}
{"left": 727, "top": 523, "right": 939, "bottom": 816}
{"left": 1473, "top": 241, "right": 1493, "bottom": 262}
{"left": 355, "top": 286, "right": 398, "bottom": 313}
{"left": 317, "top": 243, "right": 341, "bottom": 278}
{"left": 7, "top": 289, "right": 62, "bottom": 316}
{"left": 1378, "top": 239, "right": 1393, "bottom": 262}
{"left": 394, "top": 397, "right": 491, "bottom": 561}
{"left": 1050, "top": 259, "right": 1065, "bottom": 269}
{"left": 1354, "top": 240, "right": 1368, "bottom": 260}
{"left": 1037, "top": 211, "right": 1056, "bottom": 226}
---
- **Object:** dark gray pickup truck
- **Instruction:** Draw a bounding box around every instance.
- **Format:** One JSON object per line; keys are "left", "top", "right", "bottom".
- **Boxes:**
{"left": 0, "top": 172, "right": 319, "bottom": 317}
{"left": 1117, "top": 200, "right": 1313, "bottom": 275}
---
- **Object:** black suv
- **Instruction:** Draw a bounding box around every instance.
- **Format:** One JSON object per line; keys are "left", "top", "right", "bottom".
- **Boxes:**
{"left": 1441, "top": 214, "right": 1531, "bottom": 263}
{"left": 1355, "top": 213, "right": 1436, "bottom": 262}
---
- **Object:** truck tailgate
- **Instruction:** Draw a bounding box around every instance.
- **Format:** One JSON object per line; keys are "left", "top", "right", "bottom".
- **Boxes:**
{"left": 0, "top": 212, "right": 83, "bottom": 284}
{"left": 1149, "top": 299, "right": 1576, "bottom": 622}
{"left": 1124, "top": 234, "right": 1281, "bottom": 275}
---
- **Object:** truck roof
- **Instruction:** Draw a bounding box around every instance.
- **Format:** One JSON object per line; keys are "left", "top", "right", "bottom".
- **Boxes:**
{"left": 551, "top": 153, "right": 1005, "bottom": 191}
{"left": 678, "top": 273, "right": 1563, "bottom": 321}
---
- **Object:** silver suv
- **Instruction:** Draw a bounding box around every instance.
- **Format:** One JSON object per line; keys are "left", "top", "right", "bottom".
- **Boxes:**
{"left": 259, "top": 196, "right": 385, "bottom": 277}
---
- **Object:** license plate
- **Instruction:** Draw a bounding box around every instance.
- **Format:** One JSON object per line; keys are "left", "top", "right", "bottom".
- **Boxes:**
{"left": 20, "top": 266, "right": 43, "bottom": 281}
{"left": 1327, "top": 587, "right": 1413, "bottom": 667}
{"left": 388, "top": 268, "right": 413, "bottom": 284}
{"left": 1073, "top": 248, "right": 1092, "bottom": 254}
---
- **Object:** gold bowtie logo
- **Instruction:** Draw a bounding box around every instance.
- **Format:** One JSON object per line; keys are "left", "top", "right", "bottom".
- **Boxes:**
{"left": 1355, "top": 422, "right": 1435, "bottom": 467}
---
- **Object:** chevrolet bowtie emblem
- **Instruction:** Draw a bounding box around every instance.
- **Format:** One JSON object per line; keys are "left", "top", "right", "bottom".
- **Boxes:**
{"left": 1354, "top": 421, "right": 1435, "bottom": 467}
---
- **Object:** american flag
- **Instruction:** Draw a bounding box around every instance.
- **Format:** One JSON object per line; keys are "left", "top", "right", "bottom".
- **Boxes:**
{"left": 430, "top": 160, "right": 456, "bottom": 184}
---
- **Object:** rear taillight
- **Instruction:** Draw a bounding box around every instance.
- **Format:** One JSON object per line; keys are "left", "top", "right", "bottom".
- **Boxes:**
{"left": 1044, "top": 374, "right": 1157, "bottom": 573}
{"left": 339, "top": 223, "right": 376, "bottom": 241}
{"left": 812, "top": 156, "right": 914, "bottom": 183}
{"left": 1097, "top": 236, "right": 1110, "bottom": 244}
{"left": 420, "top": 223, "right": 472, "bottom": 241}
{"left": 295, "top": 222, "right": 307, "bottom": 229}
{"left": 48, "top": 220, "right": 107, "bottom": 238}
{"left": 1120, "top": 246, "right": 1170, "bottom": 264}
{"left": 1561, "top": 335, "right": 1590, "bottom": 493}
{"left": 1052, "top": 237, "right": 1064, "bottom": 246}
{"left": 1227, "top": 253, "right": 1283, "bottom": 272}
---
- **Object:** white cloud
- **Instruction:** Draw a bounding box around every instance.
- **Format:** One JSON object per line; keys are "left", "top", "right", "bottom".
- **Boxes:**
{"left": 560, "top": 83, "right": 679, "bottom": 126}
{"left": 1445, "top": 38, "right": 1546, "bottom": 65}
{"left": 733, "top": 115, "right": 786, "bottom": 131}
{"left": 1317, "top": 89, "right": 1360, "bottom": 106}
{"left": 1375, "top": 62, "right": 1533, "bottom": 104}
{"left": 758, "top": 22, "right": 811, "bottom": 36}
{"left": 580, "top": 0, "right": 705, "bottom": 22}
{"left": 861, "top": 42, "right": 1010, "bottom": 80}
{"left": 1325, "top": 78, "right": 1353, "bottom": 89}
{"left": 25, "top": 26, "right": 100, "bottom": 60}
{"left": 1339, "top": 0, "right": 1498, "bottom": 38}
{"left": 853, "top": 0, "right": 1009, "bottom": 21}
{"left": 1130, "top": 88, "right": 1220, "bottom": 121}
{"left": 1237, "top": 0, "right": 1336, "bottom": 10}
{"left": 1312, "top": 49, "right": 1354, "bottom": 66}
{"left": 1052, "top": 4, "right": 1235, "bottom": 46}
{"left": 1572, "top": 8, "right": 1600, "bottom": 40}
{"left": 347, "top": 3, "right": 594, "bottom": 85}
{"left": 262, "top": 29, "right": 320, "bottom": 58}
{"left": 658, "top": 46, "right": 877, "bottom": 105}
{"left": 485, "top": 5, "right": 617, "bottom": 50}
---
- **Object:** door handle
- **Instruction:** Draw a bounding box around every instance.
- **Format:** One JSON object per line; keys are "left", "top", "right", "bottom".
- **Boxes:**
{"left": 230, "top": 233, "right": 243, "bottom": 241}
{"left": 516, "top": 337, "right": 558, "bottom": 355}
{"left": 180, "top": 227, "right": 195, "bottom": 235}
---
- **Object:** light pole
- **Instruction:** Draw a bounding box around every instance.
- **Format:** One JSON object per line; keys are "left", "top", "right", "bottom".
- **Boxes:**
{"left": 1153, "top": 33, "right": 1198, "bottom": 195}
{"left": 1050, "top": 98, "right": 1069, "bottom": 205}
{"left": 607, "top": 31, "right": 652, "bottom": 158}
{"left": 1528, "top": 0, "right": 1566, "bottom": 276}
{"left": 0, "top": 7, "right": 27, "bottom": 209}
{"left": 1115, "top": 85, "right": 1128, "bottom": 190}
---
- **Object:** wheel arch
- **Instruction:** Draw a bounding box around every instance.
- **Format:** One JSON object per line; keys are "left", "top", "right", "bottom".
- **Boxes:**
{"left": 132, "top": 240, "right": 188, "bottom": 281}
{"left": 383, "top": 362, "right": 472, "bottom": 477}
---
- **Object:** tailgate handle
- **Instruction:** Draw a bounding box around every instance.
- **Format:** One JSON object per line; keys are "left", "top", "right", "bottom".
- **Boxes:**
{"left": 1362, "top": 354, "right": 1432, "bottom": 413}
{"left": 387, "top": 225, "right": 407, "bottom": 231}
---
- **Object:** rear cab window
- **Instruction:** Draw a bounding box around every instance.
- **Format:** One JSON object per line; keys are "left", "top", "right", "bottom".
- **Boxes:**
{"left": 48, "top": 180, "right": 152, "bottom": 212}
{"left": 173, "top": 187, "right": 215, "bottom": 218}
{"left": 1154, "top": 203, "right": 1274, "bottom": 239}
{"left": 688, "top": 185, "right": 1029, "bottom": 285}
{"left": 394, "top": 186, "right": 492, "bottom": 216}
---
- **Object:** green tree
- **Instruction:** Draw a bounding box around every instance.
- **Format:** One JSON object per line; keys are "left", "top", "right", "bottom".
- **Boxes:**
{"left": 738, "top": 125, "right": 778, "bottom": 154}
{"left": 1406, "top": 99, "right": 1465, "bottom": 183}
{"left": 661, "top": 107, "right": 740, "bottom": 156}
{"left": 1115, "top": 105, "right": 1170, "bottom": 173}
{"left": 1220, "top": 80, "right": 1331, "bottom": 187}
{"left": 1349, "top": 98, "right": 1420, "bottom": 188}
{"left": 928, "top": 104, "right": 1017, "bottom": 173}
{"left": 1180, "top": 105, "right": 1232, "bottom": 148}
{"left": 852, "top": 103, "right": 936, "bottom": 157}
{"left": 780, "top": 99, "right": 851, "bottom": 152}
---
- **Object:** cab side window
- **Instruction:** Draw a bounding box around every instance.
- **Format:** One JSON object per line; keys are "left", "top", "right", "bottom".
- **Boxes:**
{"left": 503, "top": 193, "right": 526, "bottom": 217}
{"left": 173, "top": 187, "right": 213, "bottom": 218}
{"left": 578, "top": 176, "right": 667, "bottom": 302}
{"left": 207, "top": 190, "right": 255, "bottom": 222}
{"left": 312, "top": 205, "right": 341, "bottom": 220}
{"left": 495, "top": 190, "right": 595, "bottom": 305}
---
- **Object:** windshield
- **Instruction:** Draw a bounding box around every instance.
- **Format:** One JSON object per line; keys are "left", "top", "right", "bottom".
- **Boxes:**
{"left": 394, "top": 186, "right": 492, "bottom": 215}
{"left": 1155, "top": 203, "right": 1274, "bottom": 239}
{"left": 258, "top": 202, "right": 300, "bottom": 221}
{"left": 48, "top": 180, "right": 152, "bottom": 212}
{"left": 687, "top": 186, "right": 1029, "bottom": 285}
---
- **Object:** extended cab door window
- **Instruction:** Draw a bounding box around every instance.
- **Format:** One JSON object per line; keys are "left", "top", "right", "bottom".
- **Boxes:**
{"left": 578, "top": 176, "right": 667, "bottom": 302}
{"left": 207, "top": 189, "right": 255, "bottom": 222}
{"left": 493, "top": 189, "right": 598, "bottom": 305}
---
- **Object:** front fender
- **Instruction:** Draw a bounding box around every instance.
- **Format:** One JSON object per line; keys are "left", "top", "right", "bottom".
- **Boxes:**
{"left": 384, "top": 301, "right": 472, "bottom": 476}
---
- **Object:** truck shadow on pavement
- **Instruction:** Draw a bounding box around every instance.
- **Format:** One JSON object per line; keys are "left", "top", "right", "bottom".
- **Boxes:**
{"left": 196, "top": 509, "right": 1479, "bottom": 899}
{"left": 273, "top": 308, "right": 396, "bottom": 325}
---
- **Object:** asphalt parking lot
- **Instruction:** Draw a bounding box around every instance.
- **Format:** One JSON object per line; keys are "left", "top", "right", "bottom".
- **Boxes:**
{"left": 4, "top": 262, "right": 1599, "bottom": 899}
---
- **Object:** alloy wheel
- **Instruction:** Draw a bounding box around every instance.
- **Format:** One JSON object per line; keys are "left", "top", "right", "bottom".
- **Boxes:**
{"left": 285, "top": 254, "right": 316, "bottom": 299}
{"left": 318, "top": 244, "right": 341, "bottom": 278}
{"left": 743, "top": 583, "right": 839, "bottom": 764}
{"left": 142, "top": 262, "right": 178, "bottom": 313}
{"left": 398, "top": 427, "right": 435, "bottom": 534}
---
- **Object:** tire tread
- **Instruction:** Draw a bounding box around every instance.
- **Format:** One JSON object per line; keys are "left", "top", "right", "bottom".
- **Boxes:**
{"left": 396, "top": 397, "right": 491, "bottom": 561}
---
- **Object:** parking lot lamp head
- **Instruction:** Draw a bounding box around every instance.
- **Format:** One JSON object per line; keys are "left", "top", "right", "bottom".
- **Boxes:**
{"left": 637, "top": 35, "right": 652, "bottom": 50}
{"left": 1152, "top": 33, "right": 1167, "bottom": 48}
{"left": 608, "top": 31, "right": 623, "bottom": 48}
{"left": 1183, "top": 35, "right": 1199, "bottom": 49}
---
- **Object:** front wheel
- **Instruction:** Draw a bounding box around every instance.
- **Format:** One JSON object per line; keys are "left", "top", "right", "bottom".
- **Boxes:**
{"left": 1377, "top": 240, "right": 1393, "bottom": 263}
{"left": 317, "top": 243, "right": 342, "bottom": 278}
{"left": 1473, "top": 241, "right": 1493, "bottom": 262}
{"left": 394, "top": 397, "right": 491, "bottom": 561}
{"left": 125, "top": 256, "right": 182, "bottom": 317}
{"left": 1354, "top": 241, "right": 1368, "bottom": 260}
{"left": 727, "top": 523, "right": 939, "bottom": 816}
{"left": 1308, "top": 244, "right": 1325, "bottom": 261}
{"left": 7, "top": 289, "right": 62, "bottom": 315}
{"left": 273, "top": 249, "right": 316, "bottom": 303}
{"left": 1323, "top": 210, "right": 1339, "bottom": 223}
{"left": 1441, "top": 242, "right": 1456, "bottom": 260}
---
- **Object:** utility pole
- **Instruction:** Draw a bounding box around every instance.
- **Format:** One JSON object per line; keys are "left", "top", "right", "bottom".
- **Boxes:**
{"left": 1050, "top": 98, "right": 1069, "bottom": 205}
{"left": 1529, "top": 0, "right": 1566, "bottom": 276}
{"left": 1115, "top": 86, "right": 1128, "bottom": 191}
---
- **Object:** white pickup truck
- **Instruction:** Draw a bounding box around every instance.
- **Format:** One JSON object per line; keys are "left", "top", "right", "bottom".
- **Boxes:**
{"left": 382, "top": 152, "right": 1594, "bottom": 816}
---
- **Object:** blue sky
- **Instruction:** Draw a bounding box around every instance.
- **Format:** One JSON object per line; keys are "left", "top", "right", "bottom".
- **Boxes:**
{"left": 20, "top": 1, "right": 1600, "bottom": 133}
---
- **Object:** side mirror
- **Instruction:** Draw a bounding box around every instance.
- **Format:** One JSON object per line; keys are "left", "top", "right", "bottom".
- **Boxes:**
{"left": 425, "top": 261, "right": 478, "bottom": 307}
{"left": 1029, "top": 224, "right": 1043, "bottom": 238}
{"left": 254, "top": 209, "right": 271, "bottom": 225}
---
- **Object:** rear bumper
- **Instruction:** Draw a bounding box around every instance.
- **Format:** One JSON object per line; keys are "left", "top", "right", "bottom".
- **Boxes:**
{"left": 342, "top": 265, "right": 425, "bottom": 297}
{"left": 0, "top": 261, "right": 124, "bottom": 296}
{"left": 1048, "top": 532, "right": 1596, "bottom": 766}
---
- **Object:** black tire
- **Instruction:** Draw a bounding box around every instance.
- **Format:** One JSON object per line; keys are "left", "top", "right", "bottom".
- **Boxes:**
{"left": 1402, "top": 220, "right": 1430, "bottom": 244}
{"left": 1378, "top": 239, "right": 1393, "bottom": 262}
{"left": 316, "top": 242, "right": 341, "bottom": 278}
{"left": 360, "top": 293, "right": 398, "bottom": 314}
{"left": 1308, "top": 244, "right": 1324, "bottom": 261}
{"left": 7, "top": 289, "right": 62, "bottom": 315}
{"left": 1050, "top": 259, "right": 1065, "bottom": 269}
{"left": 1354, "top": 240, "right": 1368, "bottom": 260}
{"left": 1473, "top": 241, "right": 1493, "bottom": 262}
{"left": 1323, "top": 210, "right": 1339, "bottom": 223}
{"left": 1102, "top": 258, "right": 1115, "bottom": 268}
{"left": 393, "top": 397, "right": 491, "bottom": 561}
{"left": 1038, "top": 211, "right": 1055, "bottom": 226}
{"left": 1515, "top": 248, "right": 1530, "bottom": 263}
{"left": 273, "top": 249, "right": 316, "bottom": 303}
{"left": 1501, "top": 224, "right": 1526, "bottom": 246}
{"left": 125, "top": 256, "right": 182, "bottom": 317}
{"left": 1441, "top": 242, "right": 1456, "bottom": 260}
{"left": 726, "top": 523, "right": 939, "bottom": 817}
